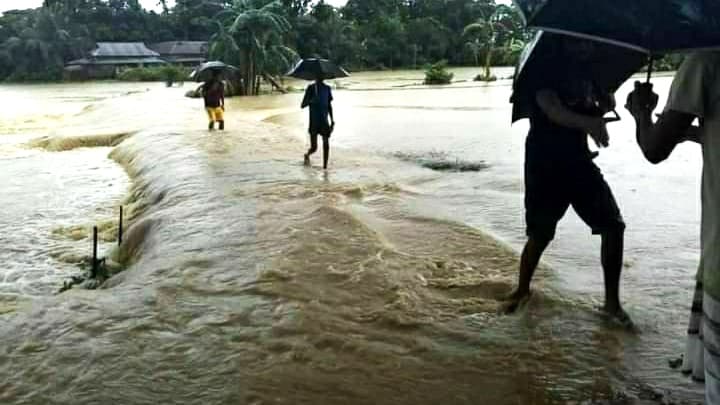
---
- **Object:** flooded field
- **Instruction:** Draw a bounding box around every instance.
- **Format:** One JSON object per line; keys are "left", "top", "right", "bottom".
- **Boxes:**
{"left": 0, "top": 68, "right": 704, "bottom": 404}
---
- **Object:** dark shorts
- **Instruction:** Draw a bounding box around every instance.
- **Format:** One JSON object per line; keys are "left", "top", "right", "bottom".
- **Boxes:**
{"left": 524, "top": 151, "right": 625, "bottom": 241}
{"left": 309, "top": 124, "right": 332, "bottom": 137}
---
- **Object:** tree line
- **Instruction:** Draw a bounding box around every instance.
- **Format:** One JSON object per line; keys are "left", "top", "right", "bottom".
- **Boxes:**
{"left": 0, "top": 0, "right": 530, "bottom": 84}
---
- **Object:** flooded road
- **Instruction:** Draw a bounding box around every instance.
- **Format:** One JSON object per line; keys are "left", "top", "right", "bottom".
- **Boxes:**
{"left": 0, "top": 69, "right": 705, "bottom": 404}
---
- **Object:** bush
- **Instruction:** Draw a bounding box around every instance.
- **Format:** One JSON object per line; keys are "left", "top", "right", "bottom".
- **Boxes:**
{"left": 474, "top": 73, "right": 497, "bottom": 82}
{"left": 424, "top": 60, "right": 454, "bottom": 85}
{"left": 117, "top": 65, "right": 192, "bottom": 82}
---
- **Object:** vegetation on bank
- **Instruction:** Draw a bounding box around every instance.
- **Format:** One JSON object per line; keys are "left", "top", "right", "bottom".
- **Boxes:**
{"left": 0, "top": 0, "right": 530, "bottom": 86}
{"left": 0, "top": 1, "right": 685, "bottom": 87}
{"left": 424, "top": 61, "right": 454, "bottom": 85}
{"left": 117, "top": 65, "right": 192, "bottom": 82}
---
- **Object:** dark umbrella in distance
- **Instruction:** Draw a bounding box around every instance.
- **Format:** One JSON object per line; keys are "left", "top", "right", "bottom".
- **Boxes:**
{"left": 287, "top": 58, "right": 349, "bottom": 81}
{"left": 512, "top": 0, "right": 720, "bottom": 80}
{"left": 511, "top": 31, "right": 647, "bottom": 123}
{"left": 191, "top": 61, "right": 239, "bottom": 82}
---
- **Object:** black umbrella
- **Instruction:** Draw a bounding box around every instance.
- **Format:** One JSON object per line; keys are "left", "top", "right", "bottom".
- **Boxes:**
{"left": 513, "top": 0, "right": 720, "bottom": 78}
{"left": 191, "top": 61, "right": 239, "bottom": 82}
{"left": 511, "top": 31, "right": 647, "bottom": 122}
{"left": 287, "top": 58, "right": 349, "bottom": 81}
{"left": 514, "top": 0, "right": 720, "bottom": 53}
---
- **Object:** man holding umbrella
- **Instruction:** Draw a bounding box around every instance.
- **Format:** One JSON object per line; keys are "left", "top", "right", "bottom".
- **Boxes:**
{"left": 193, "top": 61, "right": 238, "bottom": 131}
{"left": 627, "top": 52, "right": 720, "bottom": 402}
{"left": 202, "top": 70, "right": 225, "bottom": 131}
{"left": 507, "top": 34, "right": 638, "bottom": 325}
{"left": 301, "top": 76, "right": 335, "bottom": 169}
{"left": 288, "top": 58, "right": 348, "bottom": 170}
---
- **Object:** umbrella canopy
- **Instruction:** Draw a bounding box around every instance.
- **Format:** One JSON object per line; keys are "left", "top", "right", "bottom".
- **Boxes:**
{"left": 511, "top": 31, "right": 647, "bottom": 122}
{"left": 190, "top": 61, "right": 239, "bottom": 82}
{"left": 287, "top": 58, "right": 349, "bottom": 81}
{"left": 513, "top": 0, "right": 720, "bottom": 54}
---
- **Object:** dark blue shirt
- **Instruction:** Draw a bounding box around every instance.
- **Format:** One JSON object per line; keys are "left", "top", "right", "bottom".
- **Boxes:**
{"left": 302, "top": 82, "right": 333, "bottom": 130}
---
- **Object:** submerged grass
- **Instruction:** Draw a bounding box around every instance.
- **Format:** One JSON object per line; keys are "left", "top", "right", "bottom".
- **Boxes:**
{"left": 28, "top": 132, "right": 133, "bottom": 152}
{"left": 392, "top": 151, "right": 489, "bottom": 172}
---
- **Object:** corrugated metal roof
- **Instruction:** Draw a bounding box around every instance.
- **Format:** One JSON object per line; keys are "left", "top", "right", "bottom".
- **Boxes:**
{"left": 150, "top": 41, "right": 208, "bottom": 56}
{"left": 91, "top": 42, "right": 160, "bottom": 58}
{"left": 66, "top": 57, "right": 167, "bottom": 66}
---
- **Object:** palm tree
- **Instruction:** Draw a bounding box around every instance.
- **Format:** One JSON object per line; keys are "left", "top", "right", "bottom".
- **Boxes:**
{"left": 212, "top": 0, "right": 296, "bottom": 96}
{"left": 463, "top": 4, "right": 515, "bottom": 81}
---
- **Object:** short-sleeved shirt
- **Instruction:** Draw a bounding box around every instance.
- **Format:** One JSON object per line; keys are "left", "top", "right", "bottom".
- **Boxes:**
{"left": 203, "top": 81, "right": 224, "bottom": 108}
{"left": 527, "top": 70, "right": 600, "bottom": 165}
{"left": 665, "top": 52, "right": 720, "bottom": 300}
{"left": 303, "top": 82, "right": 333, "bottom": 130}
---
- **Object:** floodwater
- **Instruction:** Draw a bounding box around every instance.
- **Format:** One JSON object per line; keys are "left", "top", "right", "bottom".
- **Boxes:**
{"left": 0, "top": 68, "right": 705, "bottom": 404}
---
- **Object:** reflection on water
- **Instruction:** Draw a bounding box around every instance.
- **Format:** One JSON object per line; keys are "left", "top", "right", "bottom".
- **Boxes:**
{"left": 0, "top": 69, "right": 705, "bottom": 404}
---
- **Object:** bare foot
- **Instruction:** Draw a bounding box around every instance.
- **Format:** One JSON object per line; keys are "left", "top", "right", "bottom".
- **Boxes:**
{"left": 599, "top": 305, "right": 635, "bottom": 330}
{"left": 303, "top": 155, "right": 310, "bottom": 166}
{"left": 502, "top": 289, "right": 531, "bottom": 314}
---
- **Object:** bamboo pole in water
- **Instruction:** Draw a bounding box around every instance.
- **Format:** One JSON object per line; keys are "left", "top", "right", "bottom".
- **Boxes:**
{"left": 118, "top": 206, "right": 123, "bottom": 246}
{"left": 92, "top": 226, "right": 98, "bottom": 278}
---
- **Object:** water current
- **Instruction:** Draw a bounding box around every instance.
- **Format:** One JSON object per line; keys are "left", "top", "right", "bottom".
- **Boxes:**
{"left": 0, "top": 68, "right": 706, "bottom": 404}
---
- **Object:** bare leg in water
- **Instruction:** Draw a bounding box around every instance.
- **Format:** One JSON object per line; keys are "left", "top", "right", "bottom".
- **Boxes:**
{"left": 322, "top": 135, "right": 330, "bottom": 170}
{"left": 599, "top": 229, "right": 631, "bottom": 325}
{"left": 304, "top": 133, "right": 318, "bottom": 166}
{"left": 505, "top": 236, "right": 551, "bottom": 313}
{"left": 506, "top": 229, "right": 631, "bottom": 326}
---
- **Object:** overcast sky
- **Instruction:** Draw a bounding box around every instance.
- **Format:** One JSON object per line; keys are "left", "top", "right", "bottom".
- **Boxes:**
{"left": 0, "top": 0, "right": 349, "bottom": 13}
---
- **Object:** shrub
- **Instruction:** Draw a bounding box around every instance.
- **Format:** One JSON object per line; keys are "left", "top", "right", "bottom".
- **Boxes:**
{"left": 424, "top": 60, "right": 454, "bottom": 85}
{"left": 117, "top": 65, "right": 192, "bottom": 82}
{"left": 474, "top": 73, "right": 497, "bottom": 82}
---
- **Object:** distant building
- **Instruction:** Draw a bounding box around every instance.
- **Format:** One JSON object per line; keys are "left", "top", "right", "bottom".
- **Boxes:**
{"left": 150, "top": 41, "right": 209, "bottom": 66}
{"left": 64, "top": 42, "right": 167, "bottom": 80}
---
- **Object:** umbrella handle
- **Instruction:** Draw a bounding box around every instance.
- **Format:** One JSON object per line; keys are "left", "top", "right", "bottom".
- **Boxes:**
{"left": 646, "top": 56, "right": 654, "bottom": 83}
{"left": 604, "top": 109, "right": 621, "bottom": 123}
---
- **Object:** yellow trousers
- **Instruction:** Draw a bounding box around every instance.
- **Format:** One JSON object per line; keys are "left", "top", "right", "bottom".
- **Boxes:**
{"left": 206, "top": 107, "right": 224, "bottom": 122}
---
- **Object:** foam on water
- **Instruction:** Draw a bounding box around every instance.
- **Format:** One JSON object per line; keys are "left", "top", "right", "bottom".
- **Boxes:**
{"left": 0, "top": 73, "right": 706, "bottom": 403}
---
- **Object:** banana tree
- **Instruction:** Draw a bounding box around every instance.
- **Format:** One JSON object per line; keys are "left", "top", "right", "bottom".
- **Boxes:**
{"left": 462, "top": 4, "right": 516, "bottom": 81}
{"left": 212, "top": 0, "right": 296, "bottom": 96}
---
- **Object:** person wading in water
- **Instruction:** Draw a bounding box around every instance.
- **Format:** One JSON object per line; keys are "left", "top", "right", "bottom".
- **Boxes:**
{"left": 201, "top": 70, "right": 225, "bottom": 131}
{"left": 506, "top": 38, "right": 630, "bottom": 326}
{"left": 302, "top": 77, "right": 335, "bottom": 169}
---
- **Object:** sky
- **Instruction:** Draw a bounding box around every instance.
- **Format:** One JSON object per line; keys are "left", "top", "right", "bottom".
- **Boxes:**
{"left": 0, "top": 0, "right": 349, "bottom": 14}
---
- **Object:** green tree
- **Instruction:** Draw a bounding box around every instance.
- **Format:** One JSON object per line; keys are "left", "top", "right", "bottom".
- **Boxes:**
{"left": 463, "top": 4, "right": 518, "bottom": 80}
{"left": 212, "top": 0, "right": 296, "bottom": 95}
{"left": 1, "top": 8, "right": 80, "bottom": 80}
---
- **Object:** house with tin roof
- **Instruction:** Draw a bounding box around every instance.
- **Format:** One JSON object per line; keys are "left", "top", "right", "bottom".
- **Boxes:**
{"left": 149, "top": 41, "right": 208, "bottom": 66}
{"left": 64, "top": 42, "right": 167, "bottom": 79}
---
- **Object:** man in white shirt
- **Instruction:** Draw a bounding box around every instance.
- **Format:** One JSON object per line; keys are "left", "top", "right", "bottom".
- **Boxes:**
{"left": 627, "top": 52, "right": 720, "bottom": 404}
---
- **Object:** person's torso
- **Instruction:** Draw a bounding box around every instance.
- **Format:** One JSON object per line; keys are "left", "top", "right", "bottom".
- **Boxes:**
{"left": 308, "top": 83, "right": 331, "bottom": 122}
{"left": 699, "top": 54, "right": 720, "bottom": 297}
{"left": 204, "top": 82, "right": 223, "bottom": 107}
{"left": 526, "top": 73, "right": 600, "bottom": 163}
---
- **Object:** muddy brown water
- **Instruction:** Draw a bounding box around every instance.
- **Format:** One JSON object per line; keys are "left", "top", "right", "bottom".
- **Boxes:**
{"left": 0, "top": 69, "right": 705, "bottom": 404}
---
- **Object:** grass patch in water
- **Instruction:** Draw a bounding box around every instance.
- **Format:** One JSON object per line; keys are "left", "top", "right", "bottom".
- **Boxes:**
{"left": 393, "top": 151, "right": 489, "bottom": 172}
{"left": 28, "top": 132, "right": 133, "bottom": 152}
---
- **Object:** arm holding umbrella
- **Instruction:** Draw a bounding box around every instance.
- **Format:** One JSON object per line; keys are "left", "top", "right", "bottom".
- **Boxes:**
{"left": 626, "top": 54, "right": 710, "bottom": 163}
{"left": 536, "top": 89, "right": 612, "bottom": 148}
{"left": 220, "top": 82, "right": 225, "bottom": 111}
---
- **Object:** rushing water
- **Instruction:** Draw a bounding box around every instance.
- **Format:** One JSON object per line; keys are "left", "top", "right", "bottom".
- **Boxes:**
{"left": 0, "top": 68, "right": 705, "bottom": 404}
